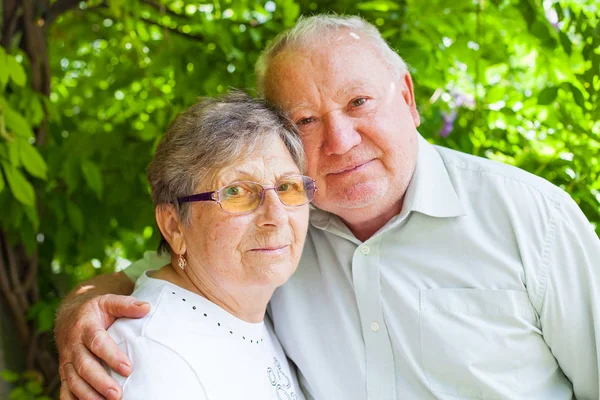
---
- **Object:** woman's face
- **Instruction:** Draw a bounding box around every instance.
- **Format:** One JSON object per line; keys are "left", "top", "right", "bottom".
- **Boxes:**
{"left": 181, "top": 137, "right": 310, "bottom": 296}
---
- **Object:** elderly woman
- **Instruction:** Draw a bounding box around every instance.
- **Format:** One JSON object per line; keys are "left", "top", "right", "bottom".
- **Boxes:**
{"left": 106, "top": 91, "right": 313, "bottom": 399}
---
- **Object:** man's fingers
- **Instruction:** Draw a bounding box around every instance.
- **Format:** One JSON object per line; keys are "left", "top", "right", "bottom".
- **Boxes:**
{"left": 97, "top": 294, "right": 150, "bottom": 322}
{"left": 82, "top": 326, "right": 131, "bottom": 375}
{"left": 59, "top": 379, "right": 77, "bottom": 400}
{"left": 63, "top": 361, "right": 107, "bottom": 400}
{"left": 71, "top": 342, "right": 124, "bottom": 400}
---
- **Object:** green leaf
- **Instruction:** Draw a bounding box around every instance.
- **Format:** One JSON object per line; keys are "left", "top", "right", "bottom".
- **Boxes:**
{"left": 568, "top": 83, "right": 586, "bottom": 109}
{"left": 19, "top": 216, "right": 36, "bottom": 255}
{"left": 518, "top": 0, "right": 537, "bottom": 28}
{"left": 559, "top": 31, "right": 572, "bottom": 55}
{"left": 62, "top": 157, "right": 80, "bottom": 195}
{"left": 282, "top": 1, "right": 300, "bottom": 26}
{"left": 2, "top": 102, "right": 34, "bottom": 139}
{"left": 36, "top": 304, "right": 56, "bottom": 333}
{"left": 25, "top": 96, "right": 45, "bottom": 127}
{"left": 24, "top": 204, "right": 40, "bottom": 231}
{"left": 486, "top": 86, "right": 505, "bottom": 103}
{"left": 8, "top": 386, "right": 27, "bottom": 400}
{"left": 67, "top": 201, "right": 84, "bottom": 235}
{"left": 357, "top": 1, "right": 400, "bottom": 11}
{"left": 1, "top": 162, "right": 35, "bottom": 206}
{"left": 7, "top": 56, "right": 26, "bottom": 87}
{"left": 0, "top": 105, "right": 11, "bottom": 141}
{"left": 538, "top": 86, "right": 558, "bottom": 105}
{"left": 18, "top": 139, "right": 47, "bottom": 180}
{"left": 0, "top": 172, "right": 5, "bottom": 193}
{"left": 0, "top": 48, "right": 8, "bottom": 88}
{"left": 8, "top": 141, "right": 20, "bottom": 167}
{"left": 25, "top": 379, "right": 43, "bottom": 395}
{"left": 0, "top": 370, "right": 19, "bottom": 383}
{"left": 530, "top": 20, "right": 557, "bottom": 48}
{"left": 81, "top": 160, "right": 103, "bottom": 199}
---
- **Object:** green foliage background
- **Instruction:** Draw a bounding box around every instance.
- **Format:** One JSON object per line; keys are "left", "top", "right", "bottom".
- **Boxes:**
{"left": 0, "top": 0, "right": 598, "bottom": 397}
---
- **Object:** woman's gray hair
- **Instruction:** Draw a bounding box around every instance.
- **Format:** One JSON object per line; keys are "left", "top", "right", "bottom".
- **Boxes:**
{"left": 147, "top": 90, "right": 305, "bottom": 253}
{"left": 255, "top": 14, "right": 409, "bottom": 95}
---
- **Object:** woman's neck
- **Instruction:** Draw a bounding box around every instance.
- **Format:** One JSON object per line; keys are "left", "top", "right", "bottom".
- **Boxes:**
{"left": 151, "top": 263, "right": 273, "bottom": 323}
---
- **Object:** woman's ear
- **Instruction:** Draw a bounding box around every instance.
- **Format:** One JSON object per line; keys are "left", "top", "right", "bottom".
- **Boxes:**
{"left": 155, "top": 204, "right": 187, "bottom": 255}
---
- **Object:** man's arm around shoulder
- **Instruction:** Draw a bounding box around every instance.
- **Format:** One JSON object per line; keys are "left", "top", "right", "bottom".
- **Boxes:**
{"left": 55, "top": 270, "right": 149, "bottom": 400}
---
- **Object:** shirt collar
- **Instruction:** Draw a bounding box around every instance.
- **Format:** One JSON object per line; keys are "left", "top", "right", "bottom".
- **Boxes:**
{"left": 403, "top": 135, "right": 466, "bottom": 218}
{"left": 310, "top": 134, "right": 465, "bottom": 231}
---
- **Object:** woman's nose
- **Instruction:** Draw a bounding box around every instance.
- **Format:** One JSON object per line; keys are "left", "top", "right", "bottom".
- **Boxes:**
{"left": 257, "top": 189, "right": 288, "bottom": 226}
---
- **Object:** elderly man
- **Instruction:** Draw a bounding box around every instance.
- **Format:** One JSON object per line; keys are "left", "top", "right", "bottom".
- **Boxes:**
{"left": 56, "top": 15, "right": 600, "bottom": 400}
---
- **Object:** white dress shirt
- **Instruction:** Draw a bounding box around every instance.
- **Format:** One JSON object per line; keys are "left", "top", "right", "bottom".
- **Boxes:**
{"left": 108, "top": 272, "right": 304, "bottom": 400}
{"left": 126, "top": 136, "right": 600, "bottom": 399}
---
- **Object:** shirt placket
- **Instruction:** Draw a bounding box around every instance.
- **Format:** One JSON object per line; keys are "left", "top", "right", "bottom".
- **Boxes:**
{"left": 352, "top": 235, "right": 396, "bottom": 400}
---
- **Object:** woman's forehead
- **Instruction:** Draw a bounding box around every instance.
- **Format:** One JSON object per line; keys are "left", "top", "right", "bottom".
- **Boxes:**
{"left": 202, "top": 151, "right": 299, "bottom": 189}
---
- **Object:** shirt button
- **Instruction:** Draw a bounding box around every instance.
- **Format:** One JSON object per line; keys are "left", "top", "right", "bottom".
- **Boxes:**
{"left": 371, "top": 321, "right": 380, "bottom": 332}
{"left": 361, "top": 246, "right": 370, "bottom": 255}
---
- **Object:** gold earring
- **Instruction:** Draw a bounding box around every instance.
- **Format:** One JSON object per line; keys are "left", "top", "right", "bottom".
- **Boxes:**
{"left": 178, "top": 253, "right": 186, "bottom": 270}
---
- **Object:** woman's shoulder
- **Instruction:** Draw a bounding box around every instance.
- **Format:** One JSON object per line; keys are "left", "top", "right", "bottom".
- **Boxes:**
{"left": 107, "top": 274, "right": 176, "bottom": 343}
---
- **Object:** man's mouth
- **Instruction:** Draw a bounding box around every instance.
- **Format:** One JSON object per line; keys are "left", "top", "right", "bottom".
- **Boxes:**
{"left": 329, "top": 160, "right": 373, "bottom": 176}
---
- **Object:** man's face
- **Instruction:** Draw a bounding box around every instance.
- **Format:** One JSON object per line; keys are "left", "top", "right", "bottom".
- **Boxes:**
{"left": 264, "top": 35, "right": 421, "bottom": 223}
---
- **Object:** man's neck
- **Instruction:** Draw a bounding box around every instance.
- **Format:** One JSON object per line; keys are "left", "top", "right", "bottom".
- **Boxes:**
{"left": 340, "top": 198, "right": 404, "bottom": 242}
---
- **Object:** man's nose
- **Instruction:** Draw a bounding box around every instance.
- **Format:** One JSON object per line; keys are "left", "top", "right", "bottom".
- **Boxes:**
{"left": 322, "top": 112, "right": 361, "bottom": 156}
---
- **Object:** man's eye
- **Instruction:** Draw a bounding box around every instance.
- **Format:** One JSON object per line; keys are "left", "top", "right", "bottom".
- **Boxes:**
{"left": 350, "top": 98, "right": 367, "bottom": 107}
{"left": 296, "top": 117, "right": 315, "bottom": 126}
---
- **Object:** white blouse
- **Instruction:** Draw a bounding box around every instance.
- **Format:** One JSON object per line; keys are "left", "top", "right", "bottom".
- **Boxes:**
{"left": 107, "top": 272, "right": 305, "bottom": 400}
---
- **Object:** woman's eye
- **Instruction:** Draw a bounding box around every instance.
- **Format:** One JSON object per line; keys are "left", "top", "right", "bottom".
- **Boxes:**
{"left": 277, "top": 183, "right": 290, "bottom": 192}
{"left": 226, "top": 187, "right": 239, "bottom": 195}
{"left": 350, "top": 98, "right": 367, "bottom": 107}
{"left": 224, "top": 186, "right": 243, "bottom": 196}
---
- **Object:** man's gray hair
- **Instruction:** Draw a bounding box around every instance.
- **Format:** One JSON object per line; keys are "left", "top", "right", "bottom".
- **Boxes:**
{"left": 147, "top": 91, "right": 305, "bottom": 252}
{"left": 255, "top": 14, "right": 409, "bottom": 95}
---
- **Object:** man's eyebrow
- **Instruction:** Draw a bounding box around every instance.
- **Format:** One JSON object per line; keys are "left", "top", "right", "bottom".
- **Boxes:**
{"left": 338, "top": 82, "right": 369, "bottom": 97}
{"left": 288, "top": 102, "right": 312, "bottom": 115}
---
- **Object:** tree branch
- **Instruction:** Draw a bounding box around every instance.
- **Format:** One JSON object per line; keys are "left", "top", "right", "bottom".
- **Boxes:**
{"left": 1, "top": 0, "right": 21, "bottom": 49}
{"left": 0, "top": 232, "right": 30, "bottom": 343}
{"left": 22, "top": 249, "right": 39, "bottom": 292}
{"left": 140, "top": 0, "right": 192, "bottom": 20}
{"left": 46, "top": 0, "right": 82, "bottom": 24}
{"left": 140, "top": 17, "right": 205, "bottom": 42}
{"left": 27, "top": 330, "right": 39, "bottom": 368}
{"left": 0, "top": 231, "right": 29, "bottom": 311}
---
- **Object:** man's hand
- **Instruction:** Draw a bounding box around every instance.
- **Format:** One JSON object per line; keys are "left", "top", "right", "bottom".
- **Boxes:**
{"left": 55, "top": 272, "right": 150, "bottom": 400}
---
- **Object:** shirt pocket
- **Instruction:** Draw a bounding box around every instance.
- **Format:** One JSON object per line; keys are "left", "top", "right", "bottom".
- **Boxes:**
{"left": 419, "top": 288, "right": 540, "bottom": 399}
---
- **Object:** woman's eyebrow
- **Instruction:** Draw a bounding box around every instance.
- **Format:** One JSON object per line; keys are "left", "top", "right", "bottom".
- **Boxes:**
{"left": 221, "top": 170, "right": 300, "bottom": 184}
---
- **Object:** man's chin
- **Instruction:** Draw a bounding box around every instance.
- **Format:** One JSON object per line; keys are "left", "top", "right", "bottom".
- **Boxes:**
{"left": 314, "top": 182, "right": 386, "bottom": 213}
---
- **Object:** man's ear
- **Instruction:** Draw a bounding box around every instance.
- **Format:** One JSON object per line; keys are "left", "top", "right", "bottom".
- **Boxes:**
{"left": 400, "top": 72, "right": 421, "bottom": 128}
{"left": 155, "top": 204, "right": 187, "bottom": 255}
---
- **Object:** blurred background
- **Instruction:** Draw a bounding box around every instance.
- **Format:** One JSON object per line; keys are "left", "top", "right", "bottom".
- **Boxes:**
{"left": 0, "top": 0, "right": 598, "bottom": 398}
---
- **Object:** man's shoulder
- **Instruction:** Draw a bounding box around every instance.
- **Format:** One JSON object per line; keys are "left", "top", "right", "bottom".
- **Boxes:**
{"left": 434, "top": 144, "right": 571, "bottom": 206}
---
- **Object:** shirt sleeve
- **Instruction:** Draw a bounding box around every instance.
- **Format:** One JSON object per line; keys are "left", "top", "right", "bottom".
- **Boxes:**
{"left": 112, "top": 337, "right": 209, "bottom": 400}
{"left": 123, "top": 251, "right": 171, "bottom": 282}
{"left": 537, "top": 196, "right": 600, "bottom": 399}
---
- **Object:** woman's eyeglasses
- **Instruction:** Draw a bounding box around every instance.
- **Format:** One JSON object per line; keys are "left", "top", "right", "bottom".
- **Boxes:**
{"left": 177, "top": 175, "right": 317, "bottom": 215}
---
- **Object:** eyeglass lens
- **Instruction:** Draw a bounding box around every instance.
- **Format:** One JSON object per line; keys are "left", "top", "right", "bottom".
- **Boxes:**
{"left": 219, "top": 176, "right": 315, "bottom": 214}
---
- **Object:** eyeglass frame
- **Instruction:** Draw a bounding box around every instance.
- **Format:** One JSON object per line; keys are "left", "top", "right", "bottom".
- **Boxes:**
{"left": 176, "top": 174, "right": 317, "bottom": 215}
